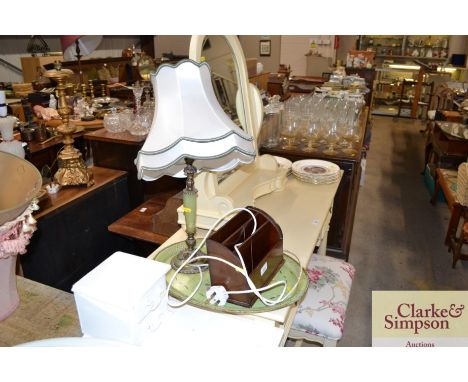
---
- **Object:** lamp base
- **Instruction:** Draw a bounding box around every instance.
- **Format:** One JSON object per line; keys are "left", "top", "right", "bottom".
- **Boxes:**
{"left": 54, "top": 119, "right": 94, "bottom": 188}
{"left": 54, "top": 150, "right": 94, "bottom": 187}
{"left": 170, "top": 247, "right": 208, "bottom": 274}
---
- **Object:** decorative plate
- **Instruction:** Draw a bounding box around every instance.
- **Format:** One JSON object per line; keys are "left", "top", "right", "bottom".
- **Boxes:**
{"left": 153, "top": 240, "right": 308, "bottom": 314}
{"left": 292, "top": 173, "right": 340, "bottom": 185}
{"left": 292, "top": 159, "right": 340, "bottom": 184}
{"left": 292, "top": 159, "right": 339, "bottom": 177}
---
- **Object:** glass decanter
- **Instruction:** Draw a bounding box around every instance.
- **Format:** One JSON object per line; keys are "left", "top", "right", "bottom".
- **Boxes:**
{"left": 128, "top": 82, "right": 148, "bottom": 136}
{"left": 104, "top": 107, "right": 123, "bottom": 133}
{"left": 261, "top": 103, "right": 282, "bottom": 148}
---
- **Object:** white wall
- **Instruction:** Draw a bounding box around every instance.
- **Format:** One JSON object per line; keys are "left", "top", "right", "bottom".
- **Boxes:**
{"left": 0, "top": 36, "right": 140, "bottom": 83}
{"left": 280, "top": 35, "right": 336, "bottom": 76}
{"left": 238, "top": 36, "right": 281, "bottom": 73}
{"left": 154, "top": 35, "right": 191, "bottom": 58}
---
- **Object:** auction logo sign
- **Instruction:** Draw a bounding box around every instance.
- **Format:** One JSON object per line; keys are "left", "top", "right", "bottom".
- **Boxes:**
{"left": 372, "top": 291, "right": 468, "bottom": 346}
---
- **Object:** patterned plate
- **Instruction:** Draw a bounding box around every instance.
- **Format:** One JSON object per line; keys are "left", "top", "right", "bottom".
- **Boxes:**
{"left": 153, "top": 240, "right": 308, "bottom": 314}
{"left": 292, "top": 159, "right": 339, "bottom": 179}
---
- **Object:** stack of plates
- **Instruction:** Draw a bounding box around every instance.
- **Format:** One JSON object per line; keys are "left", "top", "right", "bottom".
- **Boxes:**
{"left": 292, "top": 159, "right": 340, "bottom": 184}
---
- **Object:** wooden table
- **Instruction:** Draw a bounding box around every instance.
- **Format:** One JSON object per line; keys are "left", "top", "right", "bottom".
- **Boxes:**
{"left": 108, "top": 191, "right": 183, "bottom": 245}
{"left": 441, "top": 110, "right": 463, "bottom": 123}
{"left": 0, "top": 277, "right": 81, "bottom": 346}
{"left": 425, "top": 121, "right": 468, "bottom": 171}
{"left": 431, "top": 167, "right": 468, "bottom": 268}
{"left": 84, "top": 127, "right": 146, "bottom": 145}
{"left": 288, "top": 76, "right": 325, "bottom": 94}
{"left": 45, "top": 118, "right": 104, "bottom": 130}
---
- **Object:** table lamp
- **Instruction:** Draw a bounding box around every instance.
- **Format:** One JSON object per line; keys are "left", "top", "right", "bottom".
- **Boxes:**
{"left": 136, "top": 59, "right": 256, "bottom": 273}
{"left": 44, "top": 65, "right": 94, "bottom": 187}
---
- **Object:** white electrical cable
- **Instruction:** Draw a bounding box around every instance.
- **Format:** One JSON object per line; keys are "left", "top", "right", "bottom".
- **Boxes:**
{"left": 166, "top": 207, "right": 257, "bottom": 308}
{"left": 165, "top": 207, "right": 302, "bottom": 308}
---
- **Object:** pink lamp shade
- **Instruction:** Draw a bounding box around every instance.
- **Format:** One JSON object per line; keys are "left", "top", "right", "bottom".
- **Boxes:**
{"left": 60, "top": 35, "right": 103, "bottom": 61}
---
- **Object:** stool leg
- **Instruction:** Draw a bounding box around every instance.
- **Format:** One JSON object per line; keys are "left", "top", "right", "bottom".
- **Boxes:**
{"left": 430, "top": 172, "right": 440, "bottom": 205}
{"left": 452, "top": 237, "right": 462, "bottom": 268}
{"left": 294, "top": 339, "right": 304, "bottom": 347}
{"left": 317, "top": 230, "right": 328, "bottom": 256}
{"left": 446, "top": 204, "right": 462, "bottom": 247}
{"left": 322, "top": 338, "right": 337, "bottom": 347}
{"left": 453, "top": 220, "right": 468, "bottom": 268}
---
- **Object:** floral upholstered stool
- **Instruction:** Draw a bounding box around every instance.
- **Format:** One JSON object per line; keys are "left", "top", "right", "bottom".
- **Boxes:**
{"left": 288, "top": 254, "right": 355, "bottom": 347}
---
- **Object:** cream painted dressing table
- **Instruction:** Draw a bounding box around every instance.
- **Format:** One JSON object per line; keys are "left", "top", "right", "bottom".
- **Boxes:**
{"left": 148, "top": 172, "right": 342, "bottom": 346}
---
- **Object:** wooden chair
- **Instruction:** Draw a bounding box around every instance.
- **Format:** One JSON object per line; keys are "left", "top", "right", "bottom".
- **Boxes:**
{"left": 431, "top": 167, "right": 468, "bottom": 268}
{"left": 446, "top": 207, "right": 468, "bottom": 268}
{"left": 287, "top": 254, "right": 355, "bottom": 346}
{"left": 425, "top": 85, "right": 456, "bottom": 130}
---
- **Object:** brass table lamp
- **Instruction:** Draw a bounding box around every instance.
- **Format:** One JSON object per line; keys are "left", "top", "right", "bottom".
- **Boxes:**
{"left": 45, "top": 66, "right": 94, "bottom": 187}
{"left": 136, "top": 60, "right": 256, "bottom": 273}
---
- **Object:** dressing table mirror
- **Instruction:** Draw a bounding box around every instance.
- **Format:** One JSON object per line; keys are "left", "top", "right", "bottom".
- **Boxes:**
{"left": 197, "top": 36, "right": 240, "bottom": 124}
{"left": 176, "top": 35, "right": 288, "bottom": 229}
{"left": 189, "top": 35, "right": 262, "bottom": 140}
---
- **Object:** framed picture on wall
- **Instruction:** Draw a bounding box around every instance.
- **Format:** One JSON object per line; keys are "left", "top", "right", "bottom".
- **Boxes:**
{"left": 259, "top": 40, "right": 271, "bottom": 57}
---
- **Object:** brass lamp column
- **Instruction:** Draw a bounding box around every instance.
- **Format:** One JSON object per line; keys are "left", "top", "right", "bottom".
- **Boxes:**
{"left": 45, "top": 67, "right": 94, "bottom": 187}
{"left": 170, "top": 158, "right": 207, "bottom": 274}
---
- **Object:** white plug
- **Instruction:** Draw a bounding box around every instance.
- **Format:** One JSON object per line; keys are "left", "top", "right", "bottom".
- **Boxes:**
{"left": 206, "top": 286, "right": 229, "bottom": 306}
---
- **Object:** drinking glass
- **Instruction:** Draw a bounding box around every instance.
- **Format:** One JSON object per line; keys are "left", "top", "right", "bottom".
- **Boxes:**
{"left": 341, "top": 121, "right": 358, "bottom": 156}
{"left": 280, "top": 113, "right": 300, "bottom": 149}
{"left": 302, "top": 118, "right": 321, "bottom": 152}
{"left": 323, "top": 119, "right": 340, "bottom": 156}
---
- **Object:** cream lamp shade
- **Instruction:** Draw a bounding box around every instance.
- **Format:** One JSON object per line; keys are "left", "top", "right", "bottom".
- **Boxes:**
{"left": 135, "top": 59, "right": 256, "bottom": 181}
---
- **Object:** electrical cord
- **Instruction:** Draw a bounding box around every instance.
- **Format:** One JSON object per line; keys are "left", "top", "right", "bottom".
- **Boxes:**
{"left": 166, "top": 207, "right": 255, "bottom": 307}
{"left": 166, "top": 207, "right": 303, "bottom": 308}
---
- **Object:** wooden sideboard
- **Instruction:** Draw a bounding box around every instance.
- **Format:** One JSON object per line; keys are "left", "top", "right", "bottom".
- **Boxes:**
{"left": 21, "top": 167, "right": 134, "bottom": 292}
{"left": 425, "top": 121, "right": 468, "bottom": 173}
{"left": 267, "top": 73, "right": 289, "bottom": 100}
{"left": 84, "top": 128, "right": 185, "bottom": 208}
{"left": 249, "top": 72, "right": 270, "bottom": 91}
{"left": 260, "top": 107, "right": 369, "bottom": 261}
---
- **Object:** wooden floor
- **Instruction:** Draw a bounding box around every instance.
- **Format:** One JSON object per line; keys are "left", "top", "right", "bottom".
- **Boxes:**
{"left": 0, "top": 277, "right": 81, "bottom": 347}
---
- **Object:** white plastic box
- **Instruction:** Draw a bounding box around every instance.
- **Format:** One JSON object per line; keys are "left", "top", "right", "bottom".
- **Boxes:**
{"left": 72, "top": 251, "right": 171, "bottom": 345}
